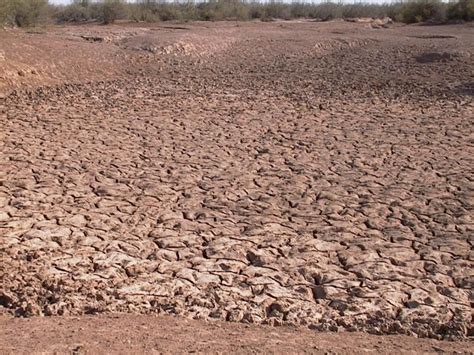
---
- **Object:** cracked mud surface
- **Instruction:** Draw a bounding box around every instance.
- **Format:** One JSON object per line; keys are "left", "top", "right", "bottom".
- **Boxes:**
{"left": 1, "top": 21, "right": 473, "bottom": 341}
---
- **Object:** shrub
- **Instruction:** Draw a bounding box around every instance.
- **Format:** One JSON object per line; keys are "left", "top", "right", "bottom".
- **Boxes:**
{"left": 447, "top": 0, "right": 474, "bottom": 21}
{"left": 1, "top": 0, "right": 48, "bottom": 27}
{"left": 386, "top": 3, "right": 405, "bottom": 22}
{"left": 130, "top": 1, "right": 200, "bottom": 22}
{"left": 194, "top": 0, "right": 250, "bottom": 21}
{"left": 399, "top": 0, "right": 447, "bottom": 24}
{"left": 55, "top": 0, "right": 94, "bottom": 23}
{"left": 97, "top": 0, "right": 126, "bottom": 24}
{"left": 313, "top": 3, "right": 343, "bottom": 21}
{"left": 4, "top": 0, "right": 473, "bottom": 27}
{"left": 0, "top": 2, "right": 7, "bottom": 25}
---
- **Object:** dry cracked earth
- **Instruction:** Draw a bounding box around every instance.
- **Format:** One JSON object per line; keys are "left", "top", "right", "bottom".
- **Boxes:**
{"left": 1, "top": 20, "right": 473, "bottom": 349}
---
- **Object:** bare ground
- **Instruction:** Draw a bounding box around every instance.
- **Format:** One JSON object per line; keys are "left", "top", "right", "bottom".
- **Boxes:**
{"left": 1, "top": 313, "right": 472, "bottom": 354}
{"left": 1, "top": 20, "right": 473, "bottom": 351}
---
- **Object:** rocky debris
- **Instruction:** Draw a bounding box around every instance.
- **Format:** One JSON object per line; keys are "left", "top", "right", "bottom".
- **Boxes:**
{"left": 344, "top": 17, "right": 393, "bottom": 29}
{"left": 415, "top": 52, "right": 457, "bottom": 63}
{"left": 370, "top": 17, "right": 393, "bottom": 29}
{"left": 409, "top": 34, "right": 457, "bottom": 39}
{"left": 80, "top": 35, "right": 106, "bottom": 43}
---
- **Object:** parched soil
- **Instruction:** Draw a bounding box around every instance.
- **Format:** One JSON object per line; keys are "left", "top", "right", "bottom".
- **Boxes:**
{"left": 1, "top": 20, "right": 473, "bottom": 349}
{"left": 0, "top": 313, "right": 472, "bottom": 354}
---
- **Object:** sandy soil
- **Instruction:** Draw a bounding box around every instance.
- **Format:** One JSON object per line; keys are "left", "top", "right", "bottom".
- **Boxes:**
{"left": 1, "top": 313, "right": 472, "bottom": 353}
{"left": 1, "top": 20, "right": 473, "bottom": 350}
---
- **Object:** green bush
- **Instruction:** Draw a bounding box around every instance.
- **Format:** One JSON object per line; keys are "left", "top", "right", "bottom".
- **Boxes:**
{"left": 194, "top": 0, "right": 250, "bottom": 21}
{"left": 447, "top": 0, "right": 474, "bottom": 21}
{"left": 313, "top": 3, "right": 343, "bottom": 21}
{"left": 399, "top": 0, "right": 447, "bottom": 23}
{"left": 91, "top": 0, "right": 126, "bottom": 24}
{"left": 56, "top": 0, "right": 94, "bottom": 23}
{"left": 4, "top": 0, "right": 473, "bottom": 27}
{"left": 130, "top": 1, "right": 198, "bottom": 22}
{"left": 0, "top": 2, "right": 7, "bottom": 25}
{"left": 1, "top": 0, "right": 48, "bottom": 27}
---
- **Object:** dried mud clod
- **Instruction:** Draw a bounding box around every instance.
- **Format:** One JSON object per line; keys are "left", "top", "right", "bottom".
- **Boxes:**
{"left": 415, "top": 52, "right": 457, "bottom": 63}
{"left": 1, "top": 21, "right": 473, "bottom": 341}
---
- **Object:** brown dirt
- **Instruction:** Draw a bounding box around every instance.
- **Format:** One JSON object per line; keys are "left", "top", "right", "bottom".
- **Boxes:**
{"left": 1, "top": 313, "right": 473, "bottom": 354}
{"left": 1, "top": 20, "right": 473, "bottom": 350}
